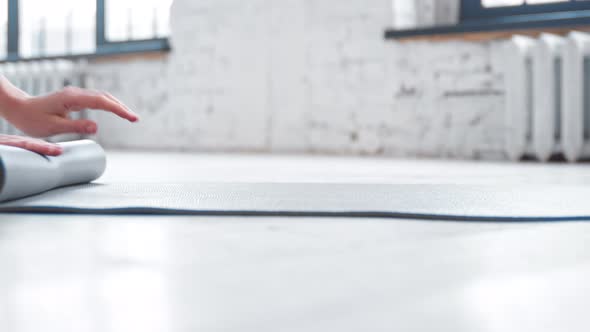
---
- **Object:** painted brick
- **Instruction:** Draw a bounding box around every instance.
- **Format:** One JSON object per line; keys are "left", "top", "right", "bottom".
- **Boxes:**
{"left": 88, "top": 0, "right": 509, "bottom": 159}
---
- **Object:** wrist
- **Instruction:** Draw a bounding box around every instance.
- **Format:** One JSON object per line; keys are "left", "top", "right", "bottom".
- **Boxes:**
{"left": 0, "top": 76, "right": 28, "bottom": 119}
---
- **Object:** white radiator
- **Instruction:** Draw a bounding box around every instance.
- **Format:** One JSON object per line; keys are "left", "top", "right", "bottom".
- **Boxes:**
{"left": 505, "top": 32, "right": 590, "bottom": 162}
{"left": 563, "top": 32, "right": 590, "bottom": 162}
{"left": 0, "top": 59, "right": 89, "bottom": 142}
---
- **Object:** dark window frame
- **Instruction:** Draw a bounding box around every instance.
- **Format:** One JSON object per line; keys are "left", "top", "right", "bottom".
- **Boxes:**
{"left": 4, "top": 0, "right": 170, "bottom": 62}
{"left": 385, "top": 0, "right": 590, "bottom": 39}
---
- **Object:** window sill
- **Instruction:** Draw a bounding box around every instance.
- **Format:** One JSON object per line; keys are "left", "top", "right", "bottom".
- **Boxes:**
{"left": 1, "top": 38, "right": 170, "bottom": 63}
{"left": 385, "top": 9, "right": 590, "bottom": 42}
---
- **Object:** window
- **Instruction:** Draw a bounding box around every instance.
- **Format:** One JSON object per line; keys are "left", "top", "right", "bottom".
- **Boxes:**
{"left": 462, "top": 0, "right": 590, "bottom": 21}
{"left": 2, "top": 0, "right": 171, "bottom": 61}
{"left": 484, "top": 0, "right": 569, "bottom": 7}
{"left": 19, "top": 0, "right": 95, "bottom": 57}
{"left": 0, "top": 0, "right": 6, "bottom": 58}
{"left": 386, "top": 0, "right": 590, "bottom": 39}
{"left": 106, "top": 0, "right": 172, "bottom": 42}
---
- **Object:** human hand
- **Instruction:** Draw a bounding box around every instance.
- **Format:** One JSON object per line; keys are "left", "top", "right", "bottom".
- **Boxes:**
{"left": 0, "top": 76, "right": 138, "bottom": 155}
{"left": 0, "top": 134, "right": 63, "bottom": 156}
{"left": 0, "top": 77, "right": 138, "bottom": 137}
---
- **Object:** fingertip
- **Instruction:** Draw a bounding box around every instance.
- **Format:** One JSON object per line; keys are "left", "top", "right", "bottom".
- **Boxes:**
{"left": 45, "top": 145, "right": 63, "bottom": 156}
{"left": 85, "top": 122, "right": 98, "bottom": 134}
{"left": 128, "top": 112, "right": 139, "bottom": 122}
{"left": 47, "top": 149, "right": 63, "bottom": 156}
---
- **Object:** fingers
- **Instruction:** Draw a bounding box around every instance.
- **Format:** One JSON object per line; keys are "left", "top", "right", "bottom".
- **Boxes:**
{"left": 103, "top": 92, "right": 132, "bottom": 114}
{"left": 23, "top": 140, "right": 63, "bottom": 156}
{"left": 51, "top": 118, "right": 98, "bottom": 136}
{"left": 0, "top": 135, "right": 63, "bottom": 156}
{"left": 59, "top": 87, "right": 139, "bottom": 122}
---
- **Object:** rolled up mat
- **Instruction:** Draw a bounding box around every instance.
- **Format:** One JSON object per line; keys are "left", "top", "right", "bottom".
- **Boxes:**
{"left": 0, "top": 140, "right": 106, "bottom": 202}
{"left": 1, "top": 181, "right": 590, "bottom": 221}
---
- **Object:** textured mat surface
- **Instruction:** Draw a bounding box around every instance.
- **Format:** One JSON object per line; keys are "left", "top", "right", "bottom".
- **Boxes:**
{"left": 0, "top": 183, "right": 589, "bottom": 221}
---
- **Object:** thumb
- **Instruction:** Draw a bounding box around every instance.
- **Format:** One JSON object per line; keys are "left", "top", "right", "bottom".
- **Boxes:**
{"left": 52, "top": 118, "right": 98, "bottom": 135}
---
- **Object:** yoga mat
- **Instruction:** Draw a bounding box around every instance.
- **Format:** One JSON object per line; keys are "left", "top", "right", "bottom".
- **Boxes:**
{"left": 0, "top": 182, "right": 589, "bottom": 221}
{"left": 0, "top": 140, "right": 106, "bottom": 202}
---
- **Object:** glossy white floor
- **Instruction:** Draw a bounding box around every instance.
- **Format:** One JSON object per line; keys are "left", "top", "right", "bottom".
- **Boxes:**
{"left": 1, "top": 151, "right": 590, "bottom": 332}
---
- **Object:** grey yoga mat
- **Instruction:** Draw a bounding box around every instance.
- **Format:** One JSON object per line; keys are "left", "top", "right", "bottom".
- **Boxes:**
{"left": 1, "top": 140, "right": 590, "bottom": 221}
{"left": 1, "top": 182, "right": 590, "bottom": 221}
{"left": 0, "top": 140, "right": 106, "bottom": 202}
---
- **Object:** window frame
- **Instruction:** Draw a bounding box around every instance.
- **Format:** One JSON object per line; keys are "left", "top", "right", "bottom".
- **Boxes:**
{"left": 4, "top": 0, "right": 170, "bottom": 62}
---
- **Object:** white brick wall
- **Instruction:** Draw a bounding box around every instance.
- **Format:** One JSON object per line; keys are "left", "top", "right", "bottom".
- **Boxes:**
{"left": 89, "top": 0, "right": 509, "bottom": 159}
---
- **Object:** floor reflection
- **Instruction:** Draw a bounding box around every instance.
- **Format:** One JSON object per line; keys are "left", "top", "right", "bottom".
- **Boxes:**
{"left": 0, "top": 220, "right": 174, "bottom": 332}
